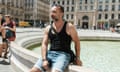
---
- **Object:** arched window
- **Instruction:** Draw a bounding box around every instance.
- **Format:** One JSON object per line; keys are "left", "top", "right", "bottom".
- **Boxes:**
{"left": 82, "top": 16, "right": 89, "bottom": 20}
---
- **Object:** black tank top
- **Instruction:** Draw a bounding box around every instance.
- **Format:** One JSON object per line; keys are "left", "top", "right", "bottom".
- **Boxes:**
{"left": 48, "top": 21, "right": 72, "bottom": 53}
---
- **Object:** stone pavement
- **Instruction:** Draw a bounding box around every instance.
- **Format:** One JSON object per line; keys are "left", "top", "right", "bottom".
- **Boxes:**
{"left": 0, "top": 58, "right": 14, "bottom": 72}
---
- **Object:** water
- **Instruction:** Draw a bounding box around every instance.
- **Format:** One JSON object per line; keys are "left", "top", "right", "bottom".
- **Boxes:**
{"left": 29, "top": 41, "right": 120, "bottom": 72}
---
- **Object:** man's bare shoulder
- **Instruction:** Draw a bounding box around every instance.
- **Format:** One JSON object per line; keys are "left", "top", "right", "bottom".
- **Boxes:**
{"left": 44, "top": 25, "right": 51, "bottom": 33}
{"left": 66, "top": 22, "right": 76, "bottom": 35}
{"left": 67, "top": 22, "right": 75, "bottom": 30}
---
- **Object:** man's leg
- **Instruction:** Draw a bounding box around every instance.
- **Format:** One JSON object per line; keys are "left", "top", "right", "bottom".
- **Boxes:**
{"left": 30, "top": 58, "right": 44, "bottom": 72}
{"left": 51, "top": 52, "right": 71, "bottom": 72}
{"left": 30, "top": 51, "right": 54, "bottom": 72}
{"left": 30, "top": 67, "right": 42, "bottom": 72}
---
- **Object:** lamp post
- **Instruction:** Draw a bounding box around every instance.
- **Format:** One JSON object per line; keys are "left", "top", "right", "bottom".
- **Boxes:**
{"left": 33, "top": 13, "right": 36, "bottom": 27}
{"left": 74, "top": 0, "right": 78, "bottom": 28}
{"left": 33, "top": 0, "right": 38, "bottom": 27}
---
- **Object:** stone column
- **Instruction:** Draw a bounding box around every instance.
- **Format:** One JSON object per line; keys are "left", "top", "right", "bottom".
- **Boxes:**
{"left": 93, "top": 0, "right": 98, "bottom": 30}
{"left": 74, "top": 0, "right": 78, "bottom": 27}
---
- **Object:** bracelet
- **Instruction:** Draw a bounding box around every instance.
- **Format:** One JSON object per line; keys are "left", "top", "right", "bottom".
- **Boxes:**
{"left": 76, "top": 56, "right": 80, "bottom": 60}
{"left": 42, "top": 59, "right": 47, "bottom": 61}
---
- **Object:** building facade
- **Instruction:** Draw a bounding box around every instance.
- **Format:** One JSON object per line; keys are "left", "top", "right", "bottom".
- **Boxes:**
{"left": 50, "top": 0, "right": 120, "bottom": 29}
{"left": 0, "top": 0, "right": 24, "bottom": 24}
{"left": 24, "top": 0, "right": 50, "bottom": 26}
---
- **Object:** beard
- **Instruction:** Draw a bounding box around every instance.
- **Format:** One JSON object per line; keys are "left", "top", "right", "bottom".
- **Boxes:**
{"left": 51, "top": 15, "right": 59, "bottom": 22}
{"left": 53, "top": 18, "right": 58, "bottom": 22}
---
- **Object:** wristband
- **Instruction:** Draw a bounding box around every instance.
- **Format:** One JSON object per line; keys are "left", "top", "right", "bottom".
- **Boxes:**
{"left": 42, "top": 59, "right": 47, "bottom": 61}
{"left": 76, "top": 56, "right": 80, "bottom": 60}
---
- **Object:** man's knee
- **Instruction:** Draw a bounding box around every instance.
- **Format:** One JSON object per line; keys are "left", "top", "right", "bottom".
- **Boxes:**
{"left": 30, "top": 67, "right": 41, "bottom": 72}
{"left": 52, "top": 69, "right": 61, "bottom": 72}
{"left": 54, "top": 70, "right": 60, "bottom": 72}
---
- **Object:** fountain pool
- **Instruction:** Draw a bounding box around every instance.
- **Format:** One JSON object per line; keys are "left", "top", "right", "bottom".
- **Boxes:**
{"left": 28, "top": 41, "right": 120, "bottom": 72}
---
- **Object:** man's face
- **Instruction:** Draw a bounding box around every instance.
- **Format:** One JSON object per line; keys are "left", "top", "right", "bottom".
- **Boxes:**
{"left": 50, "top": 6, "right": 63, "bottom": 22}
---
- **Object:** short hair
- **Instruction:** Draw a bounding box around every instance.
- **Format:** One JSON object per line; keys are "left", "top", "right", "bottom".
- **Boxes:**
{"left": 52, "top": 4, "right": 64, "bottom": 13}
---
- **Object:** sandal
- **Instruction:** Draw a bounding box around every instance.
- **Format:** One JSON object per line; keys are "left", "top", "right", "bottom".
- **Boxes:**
{"left": 3, "top": 52, "right": 8, "bottom": 59}
{"left": 3, "top": 55, "right": 8, "bottom": 59}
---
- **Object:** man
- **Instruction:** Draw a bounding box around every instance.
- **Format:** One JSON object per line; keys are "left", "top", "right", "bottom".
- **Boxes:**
{"left": 0, "top": 14, "right": 16, "bottom": 58}
{"left": 30, "top": 4, "right": 82, "bottom": 72}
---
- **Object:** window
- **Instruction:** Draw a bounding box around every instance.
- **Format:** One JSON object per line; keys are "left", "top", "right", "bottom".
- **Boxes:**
{"left": 53, "top": 1, "right": 55, "bottom": 4}
{"left": 118, "top": 14, "right": 120, "bottom": 19}
{"left": 112, "top": 5, "right": 115, "bottom": 11}
{"left": 2, "top": 0, "right": 5, "bottom": 4}
{"left": 72, "top": 0, "right": 74, "bottom": 5}
{"left": 80, "top": 6, "right": 82, "bottom": 10}
{"left": 105, "top": 14, "right": 108, "bottom": 19}
{"left": 111, "top": 14, "right": 114, "bottom": 19}
{"left": 118, "top": 5, "right": 120, "bottom": 11}
{"left": 112, "top": 0, "right": 115, "bottom": 3}
{"left": 71, "top": 7, "right": 74, "bottom": 11}
{"left": 62, "top": 1, "right": 64, "bottom": 5}
{"left": 66, "top": 14, "right": 69, "bottom": 19}
{"left": 80, "top": 0, "right": 82, "bottom": 4}
{"left": 98, "top": 5, "right": 102, "bottom": 11}
{"left": 98, "top": 14, "right": 102, "bottom": 19}
{"left": 67, "top": 7, "right": 69, "bottom": 12}
{"left": 32, "top": 0, "right": 33, "bottom": 4}
{"left": 71, "top": 14, "right": 74, "bottom": 19}
{"left": 90, "top": 0, "right": 94, "bottom": 4}
{"left": 31, "top": 0, "right": 33, "bottom": 8}
{"left": 1, "top": 8, "right": 5, "bottom": 14}
{"left": 91, "top": 6, "right": 93, "bottom": 10}
{"left": 85, "top": 6, "right": 87, "bottom": 10}
{"left": 57, "top": 1, "right": 60, "bottom": 4}
{"left": 16, "top": 0, "right": 19, "bottom": 8}
{"left": 105, "top": 5, "right": 108, "bottom": 11}
{"left": 99, "top": 0, "right": 103, "bottom": 3}
{"left": 67, "top": 0, "right": 69, "bottom": 5}
{"left": 105, "top": 0, "right": 109, "bottom": 3}
{"left": 85, "top": 0, "right": 88, "bottom": 4}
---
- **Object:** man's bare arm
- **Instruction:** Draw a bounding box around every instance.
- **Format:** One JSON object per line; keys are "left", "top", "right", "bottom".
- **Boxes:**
{"left": 41, "top": 26, "right": 50, "bottom": 60}
{"left": 69, "top": 24, "right": 80, "bottom": 58}
{"left": 68, "top": 23, "right": 82, "bottom": 65}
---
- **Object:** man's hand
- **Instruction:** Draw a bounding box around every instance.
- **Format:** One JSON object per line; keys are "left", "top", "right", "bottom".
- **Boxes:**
{"left": 74, "top": 59, "right": 82, "bottom": 66}
{"left": 42, "top": 60, "right": 49, "bottom": 70}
